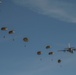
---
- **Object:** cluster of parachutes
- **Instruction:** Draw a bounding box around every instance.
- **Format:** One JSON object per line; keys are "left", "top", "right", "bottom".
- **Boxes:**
{"left": 1, "top": 27, "right": 29, "bottom": 42}
{"left": 37, "top": 45, "right": 54, "bottom": 55}
{"left": 37, "top": 45, "right": 61, "bottom": 63}
{"left": 1, "top": 27, "right": 15, "bottom": 34}
{"left": 1, "top": 27, "right": 61, "bottom": 63}
{"left": 1, "top": 27, "right": 15, "bottom": 39}
{"left": 0, "top": 1, "right": 62, "bottom": 69}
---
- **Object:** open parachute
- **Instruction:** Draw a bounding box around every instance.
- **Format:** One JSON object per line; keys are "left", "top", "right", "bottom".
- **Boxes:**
{"left": 8, "top": 30, "right": 15, "bottom": 34}
{"left": 58, "top": 59, "right": 61, "bottom": 63}
{"left": 37, "top": 51, "right": 42, "bottom": 55}
{"left": 48, "top": 51, "right": 54, "bottom": 55}
{"left": 46, "top": 45, "right": 52, "bottom": 49}
{"left": 1, "top": 27, "right": 8, "bottom": 31}
{"left": 23, "top": 37, "right": 29, "bottom": 42}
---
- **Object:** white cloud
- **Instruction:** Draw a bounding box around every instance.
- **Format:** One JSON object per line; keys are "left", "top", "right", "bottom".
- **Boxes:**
{"left": 12, "top": 0, "right": 76, "bottom": 23}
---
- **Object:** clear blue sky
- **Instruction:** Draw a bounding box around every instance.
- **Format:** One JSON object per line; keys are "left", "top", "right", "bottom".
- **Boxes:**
{"left": 0, "top": 0, "right": 76, "bottom": 75}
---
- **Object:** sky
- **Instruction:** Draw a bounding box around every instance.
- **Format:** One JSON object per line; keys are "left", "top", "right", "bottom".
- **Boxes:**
{"left": 0, "top": 0, "right": 76, "bottom": 75}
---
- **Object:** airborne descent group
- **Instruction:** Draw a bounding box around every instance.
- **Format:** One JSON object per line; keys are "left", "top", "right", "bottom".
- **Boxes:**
{"left": 2, "top": 27, "right": 76, "bottom": 64}
{"left": 37, "top": 45, "right": 61, "bottom": 63}
{"left": 1, "top": 27, "right": 15, "bottom": 39}
{"left": 1, "top": 27, "right": 29, "bottom": 42}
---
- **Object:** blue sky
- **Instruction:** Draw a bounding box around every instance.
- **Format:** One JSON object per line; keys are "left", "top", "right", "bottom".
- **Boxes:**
{"left": 0, "top": 0, "right": 76, "bottom": 75}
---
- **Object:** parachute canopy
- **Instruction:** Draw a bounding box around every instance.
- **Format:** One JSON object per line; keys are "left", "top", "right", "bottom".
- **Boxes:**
{"left": 23, "top": 37, "right": 29, "bottom": 42}
{"left": 58, "top": 59, "right": 61, "bottom": 63}
{"left": 37, "top": 51, "right": 42, "bottom": 55}
{"left": 48, "top": 52, "right": 54, "bottom": 55}
{"left": 8, "top": 30, "right": 15, "bottom": 34}
{"left": 46, "top": 45, "right": 52, "bottom": 49}
{"left": 1, "top": 27, "right": 8, "bottom": 31}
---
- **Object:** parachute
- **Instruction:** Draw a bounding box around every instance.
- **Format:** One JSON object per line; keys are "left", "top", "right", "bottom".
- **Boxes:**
{"left": 58, "top": 59, "right": 61, "bottom": 63}
{"left": 48, "top": 51, "right": 54, "bottom": 55}
{"left": 23, "top": 37, "right": 29, "bottom": 42}
{"left": 8, "top": 30, "right": 15, "bottom": 34}
{"left": 1, "top": 27, "right": 8, "bottom": 31}
{"left": 46, "top": 45, "right": 52, "bottom": 49}
{"left": 1, "top": 27, "right": 8, "bottom": 38}
{"left": 37, "top": 51, "right": 42, "bottom": 55}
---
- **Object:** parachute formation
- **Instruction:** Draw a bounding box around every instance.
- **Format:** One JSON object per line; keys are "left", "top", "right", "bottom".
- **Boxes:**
{"left": 0, "top": 26, "right": 65, "bottom": 67}
{"left": 1, "top": 1, "right": 72, "bottom": 68}
{"left": 36, "top": 44, "right": 63, "bottom": 65}
{"left": 1, "top": 27, "right": 15, "bottom": 40}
